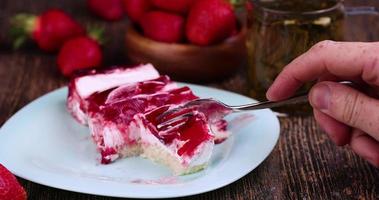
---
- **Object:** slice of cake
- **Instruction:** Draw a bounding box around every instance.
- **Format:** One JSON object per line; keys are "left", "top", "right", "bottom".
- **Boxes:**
{"left": 87, "top": 76, "right": 198, "bottom": 164}
{"left": 67, "top": 64, "right": 230, "bottom": 175}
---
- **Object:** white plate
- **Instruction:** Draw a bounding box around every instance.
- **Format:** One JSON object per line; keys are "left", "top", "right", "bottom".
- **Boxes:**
{"left": 0, "top": 83, "right": 280, "bottom": 198}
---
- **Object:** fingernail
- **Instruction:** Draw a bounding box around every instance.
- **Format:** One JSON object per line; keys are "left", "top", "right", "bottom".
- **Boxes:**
{"left": 310, "top": 84, "right": 331, "bottom": 111}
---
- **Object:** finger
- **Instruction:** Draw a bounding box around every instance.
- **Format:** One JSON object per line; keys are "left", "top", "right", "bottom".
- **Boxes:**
{"left": 317, "top": 74, "right": 379, "bottom": 100}
{"left": 318, "top": 74, "right": 341, "bottom": 82}
{"left": 313, "top": 109, "right": 351, "bottom": 146}
{"left": 318, "top": 74, "right": 366, "bottom": 85}
{"left": 350, "top": 129, "right": 379, "bottom": 167}
{"left": 267, "top": 41, "right": 379, "bottom": 101}
{"left": 366, "top": 85, "right": 379, "bottom": 98}
{"left": 309, "top": 81, "right": 379, "bottom": 141}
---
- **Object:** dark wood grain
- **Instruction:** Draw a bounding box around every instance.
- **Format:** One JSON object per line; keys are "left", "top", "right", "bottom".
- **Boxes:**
{"left": 0, "top": 0, "right": 378, "bottom": 200}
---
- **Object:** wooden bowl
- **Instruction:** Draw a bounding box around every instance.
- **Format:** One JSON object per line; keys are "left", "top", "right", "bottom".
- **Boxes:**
{"left": 124, "top": 24, "right": 246, "bottom": 82}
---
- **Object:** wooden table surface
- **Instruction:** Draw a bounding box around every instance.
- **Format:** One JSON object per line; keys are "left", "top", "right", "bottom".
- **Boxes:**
{"left": 1, "top": 0, "right": 378, "bottom": 199}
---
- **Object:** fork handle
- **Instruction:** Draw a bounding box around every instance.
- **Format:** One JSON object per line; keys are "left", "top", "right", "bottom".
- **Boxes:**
{"left": 232, "top": 81, "right": 354, "bottom": 111}
{"left": 231, "top": 92, "right": 308, "bottom": 111}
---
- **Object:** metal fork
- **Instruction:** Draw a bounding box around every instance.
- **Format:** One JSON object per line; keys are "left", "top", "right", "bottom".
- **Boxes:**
{"left": 156, "top": 81, "right": 353, "bottom": 131}
{"left": 156, "top": 92, "right": 308, "bottom": 131}
{"left": 157, "top": 81, "right": 356, "bottom": 130}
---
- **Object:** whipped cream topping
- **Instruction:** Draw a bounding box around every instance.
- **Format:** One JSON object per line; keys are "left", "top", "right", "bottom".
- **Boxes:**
{"left": 76, "top": 64, "right": 159, "bottom": 98}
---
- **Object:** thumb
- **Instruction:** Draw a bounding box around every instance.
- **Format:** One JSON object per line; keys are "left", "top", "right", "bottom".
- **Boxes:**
{"left": 309, "top": 81, "right": 379, "bottom": 141}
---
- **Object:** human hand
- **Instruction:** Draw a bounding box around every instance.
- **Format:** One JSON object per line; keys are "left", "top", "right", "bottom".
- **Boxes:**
{"left": 266, "top": 40, "right": 379, "bottom": 167}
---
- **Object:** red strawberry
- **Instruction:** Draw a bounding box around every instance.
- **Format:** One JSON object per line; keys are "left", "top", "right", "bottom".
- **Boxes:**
{"left": 186, "top": 0, "right": 237, "bottom": 46}
{"left": 11, "top": 9, "right": 85, "bottom": 52}
{"left": 123, "top": 0, "right": 152, "bottom": 22}
{"left": 57, "top": 34, "right": 103, "bottom": 77}
{"left": 245, "top": 0, "right": 254, "bottom": 12}
{"left": 87, "top": 0, "right": 124, "bottom": 21}
{"left": 151, "top": 0, "right": 195, "bottom": 14}
{"left": 140, "top": 11, "right": 184, "bottom": 43}
{"left": 0, "top": 164, "right": 27, "bottom": 200}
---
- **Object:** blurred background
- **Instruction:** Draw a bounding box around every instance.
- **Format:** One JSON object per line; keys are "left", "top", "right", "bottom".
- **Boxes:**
{"left": 0, "top": 0, "right": 378, "bottom": 84}
{"left": 1, "top": 0, "right": 378, "bottom": 114}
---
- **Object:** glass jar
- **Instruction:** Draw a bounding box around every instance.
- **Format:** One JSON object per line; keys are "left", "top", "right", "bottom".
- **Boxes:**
{"left": 246, "top": 0, "right": 345, "bottom": 115}
{"left": 246, "top": 0, "right": 379, "bottom": 115}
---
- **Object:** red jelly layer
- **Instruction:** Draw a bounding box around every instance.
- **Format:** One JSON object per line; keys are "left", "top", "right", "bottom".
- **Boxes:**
{"left": 85, "top": 76, "right": 172, "bottom": 114}
{"left": 96, "top": 86, "right": 197, "bottom": 123}
{"left": 145, "top": 107, "right": 213, "bottom": 157}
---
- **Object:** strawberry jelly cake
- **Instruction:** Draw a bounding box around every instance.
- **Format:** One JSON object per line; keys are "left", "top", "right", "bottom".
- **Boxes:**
{"left": 67, "top": 64, "right": 229, "bottom": 175}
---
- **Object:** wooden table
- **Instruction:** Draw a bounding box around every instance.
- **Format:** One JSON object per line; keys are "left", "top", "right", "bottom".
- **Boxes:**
{"left": 1, "top": 0, "right": 378, "bottom": 199}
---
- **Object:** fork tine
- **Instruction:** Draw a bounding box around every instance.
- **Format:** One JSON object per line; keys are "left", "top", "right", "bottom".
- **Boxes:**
{"left": 156, "top": 106, "right": 184, "bottom": 122}
{"left": 156, "top": 98, "right": 213, "bottom": 121}
{"left": 184, "top": 98, "right": 213, "bottom": 106}
{"left": 157, "top": 112, "right": 194, "bottom": 131}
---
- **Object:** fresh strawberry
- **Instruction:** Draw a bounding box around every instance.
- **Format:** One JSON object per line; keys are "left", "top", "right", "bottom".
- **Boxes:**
{"left": 151, "top": 0, "right": 195, "bottom": 14}
{"left": 123, "top": 0, "right": 152, "bottom": 22}
{"left": 186, "top": 0, "right": 237, "bottom": 46}
{"left": 10, "top": 9, "right": 85, "bottom": 52}
{"left": 140, "top": 11, "right": 185, "bottom": 43}
{"left": 0, "top": 164, "right": 27, "bottom": 200}
{"left": 57, "top": 30, "right": 103, "bottom": 77}
{"left": 245, "top": 0, "right": 254, "bottom": 12}
{"left": 87, "top": 0, "right": 124, "bottom": 21}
